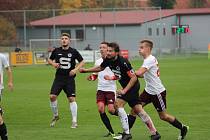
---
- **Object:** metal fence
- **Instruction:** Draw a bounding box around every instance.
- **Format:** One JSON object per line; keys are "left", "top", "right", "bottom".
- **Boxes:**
{"left": 0, "top": 7, "right": 197, "bottom": 58}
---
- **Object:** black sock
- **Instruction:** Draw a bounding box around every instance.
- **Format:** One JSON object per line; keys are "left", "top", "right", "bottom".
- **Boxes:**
{"left": 0, "top": 123, "right": 8, "bottom": 140}
{"left": 100, "top": 113, "right": 114, "bottom": 134}
{"left": 128, "top": 114, "right": 136, "bottom": 129}
{"left": 110, "top": 110, "right": 118, "bottom": 116}
{"left": 170, "top": 118, "right": 183, "bottom": 130}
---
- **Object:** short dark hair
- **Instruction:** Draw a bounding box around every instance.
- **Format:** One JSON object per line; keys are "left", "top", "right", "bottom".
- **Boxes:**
{"left": 140, "top": 39, "right": 153, "bottom": 49}
{"left": 62, "top": 33, "right": 71, "bottom": 38}
{"left": 100, "top": 41, "right": 109, "bottom": 46}
{"left": 108, "top": 42, "right": 120, "bottom": 52}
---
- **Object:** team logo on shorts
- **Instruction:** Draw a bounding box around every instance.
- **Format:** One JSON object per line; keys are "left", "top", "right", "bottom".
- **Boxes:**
{"left": 68, "top": 53, "right": 72, "bottom": 57}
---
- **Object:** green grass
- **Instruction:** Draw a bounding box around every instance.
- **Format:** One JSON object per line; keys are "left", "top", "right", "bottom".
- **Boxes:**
{"left": 2, "top": 54, "right": 210, "bottom": 140}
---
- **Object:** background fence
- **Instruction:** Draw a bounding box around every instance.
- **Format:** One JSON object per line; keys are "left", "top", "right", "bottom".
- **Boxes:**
{"left": 0, "top": 7, "right": 207, "bottom": 59}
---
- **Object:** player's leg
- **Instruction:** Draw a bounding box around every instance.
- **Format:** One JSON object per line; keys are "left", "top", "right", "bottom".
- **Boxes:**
{"left": 131, "top": 89, "right": 160, "bottom": 140}
{"left": 127, "top": 109, "right": 137, "bottom": 129}
{"left": 114, "top": 98, "right": 132, "bottom": 140}
{"left": 68, "top": 96, "right": 78, "bottom": 128}
{"left": 0, "top": 109, "right": 8, "bottom": 140}
{"left": 49, "top": 79, "right": 62, "bottom": 127}
{"left": 65, "top": 78, "right": 78, "bottom": 128}
{"left": 155, "top": 91, "right": 189, "bottom": 139}
{"left": 97, "top": 91, "right": 115, "bottom": 137}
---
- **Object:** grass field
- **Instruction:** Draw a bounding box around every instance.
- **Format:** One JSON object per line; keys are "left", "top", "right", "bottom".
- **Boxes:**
{"left": 2, "top": 54, "right": 210, "bottom": 140}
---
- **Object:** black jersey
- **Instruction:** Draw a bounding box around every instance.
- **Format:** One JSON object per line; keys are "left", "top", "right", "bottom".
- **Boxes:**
{"left": 101, "top": 56, "right": 139, "bottom": 88}
{"left": 49, "top": 47, "right": 83, "bottom": 77}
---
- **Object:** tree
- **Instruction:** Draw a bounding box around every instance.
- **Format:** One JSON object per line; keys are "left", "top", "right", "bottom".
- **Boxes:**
{"left": 148, "top": 0, "right": 176, "bottom": 9}
{"left": 189, "top": 0, "right": 208, "bottom": 8}
{"left": 0, "top": 16, "right": 16, "bottom": 46}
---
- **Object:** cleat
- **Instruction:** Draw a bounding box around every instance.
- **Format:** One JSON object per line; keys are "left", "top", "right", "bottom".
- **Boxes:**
{"left": 50, "top": 116, "right": 59, "bottom": 127}
{"left": 113, "top": 135, "right": 122, "bottom": 140}
{"left": 113, "top": 132, "right": 123, "bottom": 140}
{"left": 71, "top": 121, "right": 78, "bottom": 128}
{"left": 104, "top": 132, "right": 115, "bottom": 137}
{"left": 117, "top": 132, "right": 132, "bottom": 140}
{"left": 151, "top": 131, "right": 161, "bottom": 140}
{"left": 178, "top": 125, "right": 189, "bottom": 140}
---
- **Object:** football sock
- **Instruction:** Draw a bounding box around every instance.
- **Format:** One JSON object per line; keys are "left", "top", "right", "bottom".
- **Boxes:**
{"left": 100, "top": 113, "right": 114, "bottom": 134}
{"left": 137, "top": 110, "right": 157, "bottom": 135}
{"left": 128, "top": 114, "right": 136, "bottom": 129}
{"left": 0, "top": 123, "right": 8, "bottom": 140}
{"left": 170, "top": 118, "right": 183, "bottom": 130}
{"left": 110, "top": 110, "right": 118, "bottom": 116}
{"left": 118, "top": 108, "right": 129, "bottom": 134}
{"left": 50, "top": 100, "right": 58, "bottom": 117}
{"left": 70, "top": 102, "right": 77, "bottom": 122}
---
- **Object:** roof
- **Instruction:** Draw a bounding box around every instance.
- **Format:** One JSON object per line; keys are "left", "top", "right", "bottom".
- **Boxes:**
{"left": 30, "top": 8, "right": 210, "bottom": 26}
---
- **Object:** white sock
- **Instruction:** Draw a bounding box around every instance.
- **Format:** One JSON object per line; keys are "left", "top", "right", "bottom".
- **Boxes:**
{"left": 70, "top": 102, "right": 77, "bottom": 122}
{"left": 118, "top": 107, "right": 129, "bottom": 134}
{"left": 50, "top": 100, "right": 58, "bottom": 117}
{"left": 137, "top": 110, "right": 157, "bottom": 135}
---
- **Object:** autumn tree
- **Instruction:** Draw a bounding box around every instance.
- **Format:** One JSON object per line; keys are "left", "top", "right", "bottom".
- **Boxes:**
{"left": 189, "top": 0, "right": 208, "bottom": 8}
{"left": 148, "top": 0, "right": 176, "bottom": 9}
{"left": 0, "top": 16, "right": 16, "bottom": 46}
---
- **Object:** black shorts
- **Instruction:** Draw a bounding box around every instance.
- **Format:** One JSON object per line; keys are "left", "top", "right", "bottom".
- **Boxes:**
{"left": 50, "top": 76, "right": 76, "bottom": 97}
{"left": 139, "top": 90, "right": 166, "bottom": 112}
{"left": 117, "top": 82, "right": 140, "bottom": 108}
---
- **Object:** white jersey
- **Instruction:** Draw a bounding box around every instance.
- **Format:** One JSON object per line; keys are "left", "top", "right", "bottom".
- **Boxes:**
{"left": 95, "top": 58, "right": 116, "bottom": 92}
{"left": 142, "top": 55, "right": 165, "bottom": 95}
{"left": 0, "top": 53, "right": 10, "bottom": 90}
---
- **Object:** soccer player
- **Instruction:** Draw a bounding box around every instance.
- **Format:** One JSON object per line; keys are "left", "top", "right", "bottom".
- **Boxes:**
{"left": 80, "top": 42, "right": 160, "bottom": 140}
{"left": 0, "top": 53, "right": 13, "bottom": 140}
{"left": 87, "top": 42, "right": 117, "bottom": 137}
{"left": 133, "top": 39, "right": 189, "bottom": 140}
{"left": 48, "top": 33, "right": 84, "bottom": 128}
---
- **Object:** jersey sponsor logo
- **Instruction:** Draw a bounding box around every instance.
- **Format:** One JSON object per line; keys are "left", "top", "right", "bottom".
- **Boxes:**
{"left": 112, "top": 69, "right": 121, "bottom": 80}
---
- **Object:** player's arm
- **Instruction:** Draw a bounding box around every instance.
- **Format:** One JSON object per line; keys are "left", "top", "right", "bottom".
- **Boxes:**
{"left": 48, "top": 58, "right": 60, "bottom": 69}
{"left": 70, "top": 60, "right": 85, "bottom": 76}
{"left": 5, "top": 66, "right": 13, "bottom": 91}
{"left": 135, "top": 67, "right": 147, "bottom": 78}
{"left": 117, "top": 70, "right": 137, "bottom": 95}
{"left": 80, "top": 65, "right": 104, "bottom": 73}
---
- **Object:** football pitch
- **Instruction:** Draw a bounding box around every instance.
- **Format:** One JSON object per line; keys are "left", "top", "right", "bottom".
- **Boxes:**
{"left": 2, "top": 54, "right": 210, "bottom": 140}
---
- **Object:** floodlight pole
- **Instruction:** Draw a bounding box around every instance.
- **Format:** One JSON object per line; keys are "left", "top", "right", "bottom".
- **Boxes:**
{"left": 23, "top": 10, "right": 27, "bottom": 50}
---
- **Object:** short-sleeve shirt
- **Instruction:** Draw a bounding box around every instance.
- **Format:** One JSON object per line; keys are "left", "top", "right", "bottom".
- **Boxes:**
{"left": 101, "top": 56, "right": 139, "bottom": 88}
{"left": 0, "top": 53, "right": 10, "bottom": 89}
{"left": 49, "top": 47, "right": 83, "bottom": 77}
{"left": 142, "top": 55, "right": 165, "bottom": 95}
{"left": 95, "top": 58, "right": 116, "bottom": 92}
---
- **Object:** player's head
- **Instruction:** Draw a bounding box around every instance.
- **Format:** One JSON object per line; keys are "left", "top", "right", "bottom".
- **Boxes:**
{"left": 139, "top": 39, "right": 153, "bottom": 57}
{"left": 99, "top": 41, "right": 109, "bottom": 58}
{"left": 61, "top": 33, "right": 71, "bottom": 48}
{"left": 107, "top": 42, "right": 120, "bottom": 60}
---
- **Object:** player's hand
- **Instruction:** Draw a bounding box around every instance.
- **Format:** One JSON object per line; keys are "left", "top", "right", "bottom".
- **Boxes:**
{"left": 79, "top": 68, "right": 86, "bottom": 73}
{"left": 8, "top": 82, "right": 13, "bottom": 91}
{"left": 69, "top": 69, "right": 76, "bottom": 76}
{"left": 53, "top": 63, "right": 60, "bottom": 69}
{"left": 104, "top": 75, "right": 111, "bottom": 80}
{"left": 116, "top": 89, "right": 126, "bottom": 95}
{"left": 104, "top": 75, "right": 119, "bottom": 80}
{"left": 87, "top": 74, "right": 97, "bottom": 81}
